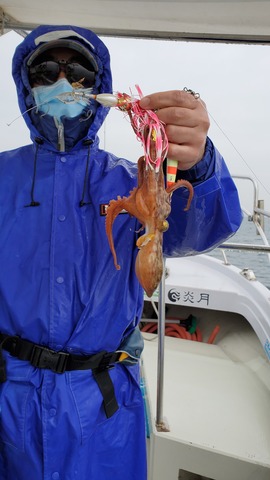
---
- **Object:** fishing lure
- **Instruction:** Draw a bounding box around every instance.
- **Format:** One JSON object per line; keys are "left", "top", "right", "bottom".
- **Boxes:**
{"left": 57, "top": 85, "right": 168, "bottom": 171}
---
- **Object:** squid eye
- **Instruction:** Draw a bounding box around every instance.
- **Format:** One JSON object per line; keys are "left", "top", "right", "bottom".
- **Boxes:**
{"left": 160, "top": 220, "right": 169, "bottom": 232}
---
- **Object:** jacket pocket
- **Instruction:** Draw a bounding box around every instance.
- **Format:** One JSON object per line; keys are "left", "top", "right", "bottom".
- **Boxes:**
{"left": 0, "top": 378, "right": 33, "bottom": 452}
{"left": 0, "top": 354, "right": 34, "bottom": 458}
{"left": 68, "top": 362, "right": 142, "bottom": 444}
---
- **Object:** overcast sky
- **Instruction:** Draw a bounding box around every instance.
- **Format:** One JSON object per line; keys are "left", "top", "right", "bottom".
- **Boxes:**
{"left": 1, "top": 30, "right": 270, "bottom": 212}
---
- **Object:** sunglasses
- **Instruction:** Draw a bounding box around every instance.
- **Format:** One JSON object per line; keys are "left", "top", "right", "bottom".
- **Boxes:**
{"left": 29, "top": 59, "right": 96, "bottom": 88}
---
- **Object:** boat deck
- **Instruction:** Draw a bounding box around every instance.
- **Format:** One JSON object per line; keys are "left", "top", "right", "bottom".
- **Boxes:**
{"left": 142, "top": 309, "right": 270, "bottom": 480}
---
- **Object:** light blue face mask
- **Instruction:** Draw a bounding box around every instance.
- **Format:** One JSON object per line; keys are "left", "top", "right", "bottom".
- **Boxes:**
{"left": 32, "top": 78, "right": 90, "bottom": 120}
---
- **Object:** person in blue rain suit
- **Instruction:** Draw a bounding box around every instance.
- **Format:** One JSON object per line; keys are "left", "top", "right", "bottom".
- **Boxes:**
{"left": 0, "top": 24, "right": 242, "bottom": 480}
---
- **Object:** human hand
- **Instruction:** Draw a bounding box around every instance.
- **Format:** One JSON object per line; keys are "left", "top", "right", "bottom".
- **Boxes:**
{"left": 139, "top": 89, "right": 210, "bottom": 170}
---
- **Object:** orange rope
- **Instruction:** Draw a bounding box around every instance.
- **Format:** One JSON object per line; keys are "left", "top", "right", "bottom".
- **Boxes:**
{"left": 140, "top": 322, "right": 220, "bottom": 344}
{"left": 207, "top": 325, "right": 220, "bottom": 344}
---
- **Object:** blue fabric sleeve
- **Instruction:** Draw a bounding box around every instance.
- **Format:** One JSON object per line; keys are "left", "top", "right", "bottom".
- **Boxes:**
{"left": 163, "top": 138, "right": 243, "bottom": 256}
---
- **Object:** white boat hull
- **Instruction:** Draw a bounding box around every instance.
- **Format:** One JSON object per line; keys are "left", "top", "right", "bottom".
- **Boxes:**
{"left": 142, "top": 255, "right": 270, "bottom": 479}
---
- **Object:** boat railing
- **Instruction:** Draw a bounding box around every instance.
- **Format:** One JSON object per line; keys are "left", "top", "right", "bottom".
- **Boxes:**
{"left": 219, "top": 175, "right": 270, "bottom": 263}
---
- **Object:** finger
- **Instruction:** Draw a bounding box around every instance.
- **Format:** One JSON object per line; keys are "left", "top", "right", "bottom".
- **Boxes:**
{"left": 157, "top": 107, "right": 200, "bottom": 128}
{"left": 139, "top": 89, "right": 198, "bottom": 111}
{"left": 167, "top": 143, "right": 205, "bottom": 169}
{"left": 165, "top": 124, "right": 205, "bottom": 145}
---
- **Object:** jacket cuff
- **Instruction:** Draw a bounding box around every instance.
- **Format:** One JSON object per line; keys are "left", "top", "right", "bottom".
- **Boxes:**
{"left": 176, "top": 137, "right": 215, "bottom": 185}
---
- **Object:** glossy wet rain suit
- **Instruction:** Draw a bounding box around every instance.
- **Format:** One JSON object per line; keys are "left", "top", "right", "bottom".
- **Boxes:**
{"left": 0, "top": 25, "right": 242, "bottom": 480}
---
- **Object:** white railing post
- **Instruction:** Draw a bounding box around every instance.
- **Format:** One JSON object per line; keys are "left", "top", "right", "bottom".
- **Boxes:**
{"left": 156, "top": 258, "right": 170, "bottom": 432}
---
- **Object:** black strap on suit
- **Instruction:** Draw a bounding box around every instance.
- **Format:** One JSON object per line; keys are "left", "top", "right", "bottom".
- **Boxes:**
{"left": 0, "top": 333, "right": 119, "bottom": 418}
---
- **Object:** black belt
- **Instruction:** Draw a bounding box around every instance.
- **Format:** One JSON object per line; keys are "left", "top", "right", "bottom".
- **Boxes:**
{"left": 0, "top": 333, "right": 120, "bottom": 418}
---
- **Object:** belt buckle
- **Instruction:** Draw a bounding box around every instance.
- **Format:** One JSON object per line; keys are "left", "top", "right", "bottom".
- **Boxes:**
{"left": 30, "top": 345, "right": 69, "bottom": 374}
{"left": 99, "top": 352, "right": 119, "bottom": 369}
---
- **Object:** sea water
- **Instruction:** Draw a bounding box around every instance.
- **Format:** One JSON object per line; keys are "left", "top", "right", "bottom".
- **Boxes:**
{"left": 209, "top": 216, "right": 270, "bottom": 289}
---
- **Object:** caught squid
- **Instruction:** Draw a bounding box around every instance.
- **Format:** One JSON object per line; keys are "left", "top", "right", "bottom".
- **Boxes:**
{"left": 105, "top": 156, "right": 193, "bottom": 297}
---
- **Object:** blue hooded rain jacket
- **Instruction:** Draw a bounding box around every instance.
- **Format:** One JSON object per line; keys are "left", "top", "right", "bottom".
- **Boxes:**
{"left": 0, "top": 25, "right": 242, "bottom": 480}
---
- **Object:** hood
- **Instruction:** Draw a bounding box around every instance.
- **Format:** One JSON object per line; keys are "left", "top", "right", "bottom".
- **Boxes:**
{"left": 12, "top": 25, "right": 113, "bottom": 151}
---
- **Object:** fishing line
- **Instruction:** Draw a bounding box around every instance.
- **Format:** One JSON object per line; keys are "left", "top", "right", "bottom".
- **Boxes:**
{"left": 198, "top": 98, "right": 270, "bottom": 199}
{"left": 7, "top": 102, "right": 49, "bottom": 126}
